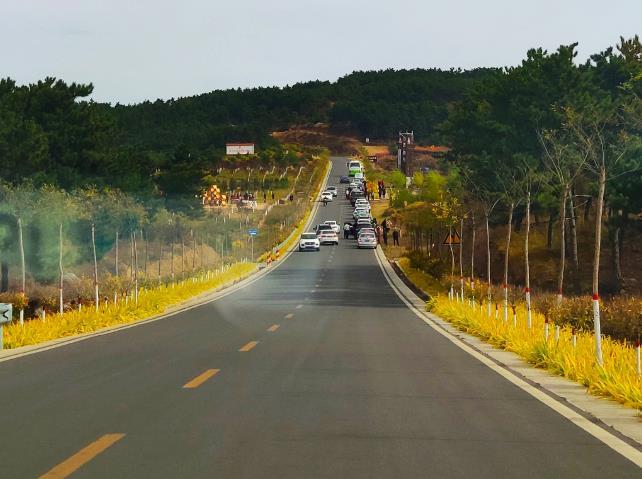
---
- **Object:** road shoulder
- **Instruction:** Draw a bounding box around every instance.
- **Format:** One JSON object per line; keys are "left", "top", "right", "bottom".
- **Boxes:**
{"left": 373, "top": 245, "right": 642, "bottom": 463}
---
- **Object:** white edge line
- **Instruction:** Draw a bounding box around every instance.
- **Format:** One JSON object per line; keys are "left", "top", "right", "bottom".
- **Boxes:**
{"left": 373, "top": 246, "right": 642, "bottom": 468}
{"left": 0, "top": 160, "right": 332, "bottom": 363}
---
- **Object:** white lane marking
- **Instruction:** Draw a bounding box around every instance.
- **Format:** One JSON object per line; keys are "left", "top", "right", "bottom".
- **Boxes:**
{"left": 296, "top": 304, "right": 303, "bottom": 309}
{"left": 373, "top": 247, "right": 642, "bottom": 468}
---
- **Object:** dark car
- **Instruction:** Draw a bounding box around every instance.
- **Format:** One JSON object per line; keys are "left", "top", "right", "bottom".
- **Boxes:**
{"left": 339, "top": 175, "right": 350, "bottom": 184}
{"left": 350, "top": 189, "right": 366, "bottom": 206}
{"left": 314, "top": 224, "right": 334, "bottom": 236}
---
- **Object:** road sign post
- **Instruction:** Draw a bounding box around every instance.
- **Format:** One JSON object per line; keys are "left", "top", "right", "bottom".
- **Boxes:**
{"left": 0, "top": 303, "right": 13, "bottom": 351}
{"left": 248, "top": 229, "right": 258, "bottom": 262}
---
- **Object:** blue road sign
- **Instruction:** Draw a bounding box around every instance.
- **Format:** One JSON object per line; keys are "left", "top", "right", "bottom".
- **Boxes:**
{"left": 248, "top": 228, "right": 258, "bottom": 236}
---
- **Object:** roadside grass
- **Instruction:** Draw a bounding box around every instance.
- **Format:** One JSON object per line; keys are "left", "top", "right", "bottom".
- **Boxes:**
{"left": 431, "top": 297, "right": 642, "bottom": 411}
{"left": 3, "top": 263, "right": 257, "bottom": 349}
{"left": 393, "top": 258, "right": 642, "bottom": 411}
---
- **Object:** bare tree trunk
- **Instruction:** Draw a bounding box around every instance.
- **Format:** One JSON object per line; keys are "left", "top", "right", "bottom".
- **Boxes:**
{"left": 503, "top": 202, "right": 514, "bottom": 322}
{"left": 115, "top": 230, "right": 119, "bottom": 276}
{"left": 133, "top": 230, "right": 139, "bottom": 304}
{"left": 546, "top": 214, "right": 554, "bottom": 249}
{"left": 485, "top": 211, "right": 492, "bottom": 316}
{"left": 59, "top": 224, "right": 64, "bottom": 315}
{"left": 470, "top": 213, "right": 476, "bottom": 300}
{"left": 459, "top": 218, "right": 464, "bottom": 300}
{"left": 557, "top": 186, "right": 568, "bottom": 304}
{"left": 181, "top": 236, "right": 185, "bottom": 279}
{"left": 91, "top": 224, "right": 99, "bottom": 312}
{"left": 18, "top": 217, "right": 26, "bottom": 325}
{"left": 524, "top": 192, "right": 532, "bottom": 328}
{"left": 158, "top": 239, "right": 162, "bottom": 286}
{"left": 144, "top": 230, "right": 148, "bottom": 277}
{"left": 592, "top": 166, "right": 605, "bottom": 365}
{"left": 449, "top": 225, "right": 455, "bottom": 299}
{"left": 191, "top": 230, "right": 196, "bottom": 272}
{"left": 129, "top": 232, "right": 134, "bottom": 281}
{"left": 171, "top": 241, "right": 175, "bottom": 282}
{"left": 568, "top": 190, "right": 580, "bottom": 284}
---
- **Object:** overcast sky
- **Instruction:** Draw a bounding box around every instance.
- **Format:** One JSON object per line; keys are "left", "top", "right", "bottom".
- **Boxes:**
{"left": 1, "top": 0, "right": 640, "bottom": 104}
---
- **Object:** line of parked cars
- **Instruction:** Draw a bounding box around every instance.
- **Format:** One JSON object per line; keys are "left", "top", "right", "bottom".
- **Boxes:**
{"left": 299, "top": 186, "right": 341, "bottom": 251}
{"left": 298, "top": 174, "right": 378, "bottom": 252}
{"left": 343, "top": 179, "right": 377, "bottom": 249}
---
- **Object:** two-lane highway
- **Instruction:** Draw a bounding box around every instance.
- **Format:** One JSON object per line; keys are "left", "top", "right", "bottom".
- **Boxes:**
{"left": 0, "top": 157, "right": 639, "bottom": 478}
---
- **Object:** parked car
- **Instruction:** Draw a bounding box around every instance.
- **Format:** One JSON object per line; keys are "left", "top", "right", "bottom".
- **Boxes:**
{"left": 319, "top": 230, "right": 339, "bottom": 245}
{"left": 315, "top": 224, "right": 334, "bottom": 235}
{"left": 350, "top": 190, "right": 366, "bottom": 206}
{"left": 299, "top": 232, "right": 320, "bottom": 251}
{"left": 358, "top": 227, "right": 375, "bottom": 237}
{"left": 323, "top": 220, "right": 341, "bottom": 234}
{"left": 353, "top": 208, "right": 370, "bottom": 220}
{"left": 357, "top": 232, "right": 377, "bottom": 249}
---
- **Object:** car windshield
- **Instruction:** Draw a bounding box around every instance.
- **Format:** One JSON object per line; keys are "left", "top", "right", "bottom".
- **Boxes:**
{"left": 324, "top": 221, "right": 336, "bottom": 225}
{"left": 317, "top": 225, "right": 331, "bottom": 230}
{"left": 301, "top": 233, "right": 317, "bottom": 240}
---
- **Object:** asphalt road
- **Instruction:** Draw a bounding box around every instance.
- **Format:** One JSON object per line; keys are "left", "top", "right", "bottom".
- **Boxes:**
{"left": 0, "top": 157, "right": 638, "bottom": 478}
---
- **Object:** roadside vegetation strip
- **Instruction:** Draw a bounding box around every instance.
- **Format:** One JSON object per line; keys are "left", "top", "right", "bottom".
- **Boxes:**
{"left": 2, "top": 263, "right": 256, "bottom": 349}
{"left": 390, "top": 258, "right": 642, "bottom": 411}
{"left": 431, "top": 297, "right": 642, "bottom": 411}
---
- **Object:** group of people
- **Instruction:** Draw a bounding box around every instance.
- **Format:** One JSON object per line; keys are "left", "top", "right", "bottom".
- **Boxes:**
{"left": 377, "top": 180, "right": 387, "bottom": 199}
{"left": 377, "top": 218, "right": 400, "bottom": 246}
{"left": 343, "top": 217, "right": 401, "bottom": 246}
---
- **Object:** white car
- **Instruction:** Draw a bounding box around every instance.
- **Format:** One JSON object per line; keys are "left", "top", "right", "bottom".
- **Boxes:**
{"left": 326, "top": 186, "right": 338, "bottom": 197}
{"left": 323, "top": 220, "right": 341, "bottom": 234}
{"left": 353, "top": 208, "right": 370, "bottom": 220}
{"left": 319, "top": 230, "right": 339, "bottom": 245}
{"left": 299, "top": 232, "right": 320, "bottom": 251}
{"left": 357, "top": 232, "right": 377, "bottom": 248}
{"left": 320, "top": 191, "right": 333, "bottom": 202}
{"left": 354, "top": 199, "right": 370, "bottom": 211}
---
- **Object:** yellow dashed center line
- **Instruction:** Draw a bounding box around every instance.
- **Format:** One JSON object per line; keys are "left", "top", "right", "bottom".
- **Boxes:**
{"left": 39, "top": 433, "right": 125, "bottom": 479}
{"left": 267, "top": 324, "right": 280, "bottom": 332}
{"left": 182, "top": 369, "right": 220, "bottom": 389}
{"left": 239, "top": 340, "right": 259, "bottom": 352}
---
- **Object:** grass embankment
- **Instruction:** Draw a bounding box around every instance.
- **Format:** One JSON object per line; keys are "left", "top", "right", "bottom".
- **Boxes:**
{"left": 394, "top": 259, "right": 642, "bottom": 411}
{"left": 3, "top": 263, "right": 257, "bottom": 349}
{"left": 257, "top": 159, "right": 331, "bottom": 261}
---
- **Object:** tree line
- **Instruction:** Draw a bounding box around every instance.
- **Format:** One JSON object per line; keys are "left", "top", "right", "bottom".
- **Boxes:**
{"left": 393, "top": 37, "right": 641, "bottom": 364}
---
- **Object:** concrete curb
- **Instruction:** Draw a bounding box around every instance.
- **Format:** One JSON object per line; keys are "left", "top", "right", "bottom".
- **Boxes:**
{"left": 0, "top": 160, "right": 332, "bottom": 363}
{"left": 374, "top": 246, "right": 642, "bottom": 462}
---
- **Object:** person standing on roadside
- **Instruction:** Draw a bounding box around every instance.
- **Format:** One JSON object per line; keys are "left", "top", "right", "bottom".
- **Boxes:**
{"left": 344, "top": 222, "right": 351, "bottom": 239}
{"left": 392, "top": 226, "right": 400, "bottom": 246}
{"left": 375, "top": 224, "right": 382, "bottom": 244}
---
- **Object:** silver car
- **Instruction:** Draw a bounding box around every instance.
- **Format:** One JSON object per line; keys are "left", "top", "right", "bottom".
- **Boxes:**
{"left": 357, "top": 233, "right": 377, "bottom": 249}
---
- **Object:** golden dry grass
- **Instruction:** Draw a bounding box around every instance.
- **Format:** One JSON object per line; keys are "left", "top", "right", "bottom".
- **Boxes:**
{"left": 3, "top": 263, "right": 257, "bottom": 349}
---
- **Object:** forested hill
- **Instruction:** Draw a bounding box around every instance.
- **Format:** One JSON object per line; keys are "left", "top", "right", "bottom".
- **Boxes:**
{"left": 111, "top": 68, "right": 491, "bottom": 150}
{"left": 0, "top": 68, "right": 492, "bottom": 191}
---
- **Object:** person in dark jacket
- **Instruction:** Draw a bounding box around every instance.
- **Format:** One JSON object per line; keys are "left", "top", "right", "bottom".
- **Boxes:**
{"left": 392, "top": 227, "right": 400, "bottom": 246}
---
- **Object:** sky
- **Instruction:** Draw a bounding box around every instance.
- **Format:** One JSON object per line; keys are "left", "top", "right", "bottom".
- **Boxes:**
{"left": 1, "top": 0, "right": 640, "bottom": 104}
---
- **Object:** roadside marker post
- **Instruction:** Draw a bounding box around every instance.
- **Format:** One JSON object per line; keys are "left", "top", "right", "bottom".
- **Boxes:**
{"left": 0, "top": 303, "right": 13, "bottom": 350}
